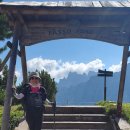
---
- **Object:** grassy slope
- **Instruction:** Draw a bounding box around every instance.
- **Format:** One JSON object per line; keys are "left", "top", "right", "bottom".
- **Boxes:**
{"left": 97, "top": 101, "right": 130, "bottom": 124}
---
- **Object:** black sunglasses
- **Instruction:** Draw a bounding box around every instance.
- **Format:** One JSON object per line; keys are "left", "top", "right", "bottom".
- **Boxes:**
{"left": 30, "top": 77, "right": 39, "bottom": 80}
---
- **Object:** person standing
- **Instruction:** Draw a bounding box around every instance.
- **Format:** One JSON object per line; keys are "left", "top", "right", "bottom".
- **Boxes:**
{"left": 14, "top": 72, "right": 47, "bottom": 130}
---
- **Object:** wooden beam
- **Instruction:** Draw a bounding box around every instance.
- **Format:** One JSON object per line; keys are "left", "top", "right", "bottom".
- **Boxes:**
{"left": 117, "top": 45, "right": 129, "bottom": 117}
{"left": 0, "top": 1, "right": 126, "bottom": 7}
{"left": 19, "top": 43, "right": 28, "bottom": 84}
{"left": 121, "top": 1, "right": 130, "bottom": 7}
{"left": 15, "top": 12, "right": 29, "bottom": 33}
{"left": 0, "top": 50, "right": 12, "bottom": 72}
{"left": 7, "top": 41, "right": 21, "bottom": 57}
{"left": 20, "top": 31, "right": 128, "bottom": 46}
{"left": 92, "top": 1, "right": 102, "bottom": 7}
{"left": 7, "top": 11, "right": 15, "bottom": 23}
{"left": 120, "top": 16, "right": 130, "bottom": 33}
{"left": 22, "top": 27, "right": 124, "bottom": 38}
{"left": 0, "top": 41, "right": 22, "bottom": 72}
{"left": 1, "top": 7, "right": 129, "bottom": 16}
{"left": 27, "top": 21, "right": 122, "bottom": 28}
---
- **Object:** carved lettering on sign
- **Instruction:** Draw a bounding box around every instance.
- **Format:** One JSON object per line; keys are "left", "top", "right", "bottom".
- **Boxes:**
{"left": 48, "top": 28, "right": 95, "bottom": 36}
{"left": 48, "top": 29, "right": 72, "bottom": 36}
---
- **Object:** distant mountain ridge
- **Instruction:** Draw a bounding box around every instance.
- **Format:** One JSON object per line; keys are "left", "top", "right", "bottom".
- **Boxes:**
{"left": 56, "top": 63, "right": 130, "bottom": 105}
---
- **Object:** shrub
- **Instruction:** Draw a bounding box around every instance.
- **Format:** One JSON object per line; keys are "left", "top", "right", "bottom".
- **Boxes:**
{"left": 96, "top": 101, "right": 117, "bottom": 115}
{"left": 122, "top": 103, "right": 130, "bottom": 124}
{"left": 0, "top": 105, "right": 24, "bottom": 130}
{"left": 97, "top": 101, "right": 130, "bottom": 124}
{"left": 0, "top": 89, "right": 5, "bottom": 105}
{"left": 10, "top": 105, "right": 24, "bottom": 130}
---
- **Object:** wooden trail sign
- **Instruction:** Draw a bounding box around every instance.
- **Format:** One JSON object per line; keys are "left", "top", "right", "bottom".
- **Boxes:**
{"left": 97, "top": 69, "right": 113, "bottom": 101}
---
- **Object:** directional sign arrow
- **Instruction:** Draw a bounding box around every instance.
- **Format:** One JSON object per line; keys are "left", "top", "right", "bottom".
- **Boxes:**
{"left": 98, "top": 73, "right": 113, "bottom": 77}
{"left": 98, "top": 69, "right": 113, "bottom": 76}
{"left": 98, "top": 69, "right": 106, "bottom": 73}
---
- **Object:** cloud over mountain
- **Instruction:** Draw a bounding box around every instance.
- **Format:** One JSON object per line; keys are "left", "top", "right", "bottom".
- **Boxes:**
{"left": 27, "top": 57, "right": 105, "bottom": 81}
{"left": 108, "top": 62, "right": 121, "bottom": 72}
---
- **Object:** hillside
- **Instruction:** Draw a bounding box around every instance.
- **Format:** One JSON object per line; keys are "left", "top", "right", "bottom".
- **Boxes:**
{"left": 56, "top": 63, "right": 130, "bottom": 105}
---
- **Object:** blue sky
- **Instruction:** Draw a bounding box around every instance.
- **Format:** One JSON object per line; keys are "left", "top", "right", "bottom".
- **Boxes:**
{"left": 0, "top": 38, "right": 125, "bottom": 83}
{"left": 0, "top": 0, "right": 127, "bottom": 84}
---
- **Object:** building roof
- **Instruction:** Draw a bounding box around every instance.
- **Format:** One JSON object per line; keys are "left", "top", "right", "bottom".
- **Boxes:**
{"left": 0, "top": 1, "right": 130, "bottom": 46}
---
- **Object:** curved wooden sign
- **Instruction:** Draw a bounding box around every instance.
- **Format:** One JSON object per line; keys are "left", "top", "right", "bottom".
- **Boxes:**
{"left": 0, "top": 1, "right": 130, "bottom": 46}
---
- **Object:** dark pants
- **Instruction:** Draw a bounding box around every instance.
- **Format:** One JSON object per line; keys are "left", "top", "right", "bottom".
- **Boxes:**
{"left": 26, "top": 107, "right": 44, "bottom": 130}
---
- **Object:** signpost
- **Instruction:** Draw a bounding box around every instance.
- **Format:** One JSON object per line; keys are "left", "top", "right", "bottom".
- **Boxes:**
{"left": 97, "top": 69, "right": 113, "bottom": 101}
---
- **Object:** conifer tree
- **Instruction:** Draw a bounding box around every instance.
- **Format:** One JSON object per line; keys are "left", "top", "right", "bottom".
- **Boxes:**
{"left": 0, "top": 14, "right": 12, "bottom": 40}
{"left": 0, "top": 6, "right": 12, "bottom": 54}
{"left": 39, "top": 70, "right": 57, "bottom": 101}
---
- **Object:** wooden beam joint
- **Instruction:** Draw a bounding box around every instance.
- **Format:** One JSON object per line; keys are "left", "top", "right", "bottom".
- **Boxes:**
{"left": 7, "top": 41, "right": 21, "bottom": 57}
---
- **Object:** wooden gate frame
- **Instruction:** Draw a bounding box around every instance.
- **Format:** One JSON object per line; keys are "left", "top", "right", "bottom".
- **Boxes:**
{"left": 0, "top": 1, "right": 130, "bottom": 130}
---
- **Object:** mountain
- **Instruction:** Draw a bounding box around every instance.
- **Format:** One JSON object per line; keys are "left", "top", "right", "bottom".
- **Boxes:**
{"left": 56, "top": 63, "right": 130, "bottom": 105}
{"left": 58, "top": 71, "right": 95, "bottom": 88}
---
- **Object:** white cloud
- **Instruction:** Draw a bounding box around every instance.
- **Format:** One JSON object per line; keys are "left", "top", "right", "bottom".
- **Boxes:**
{"left": 15, "top": 71, "right": 21, "bottom": 79}
{"left": 27, "top": 57, "right": 105, "bottom": 82}
{"left": 108, "top": 62, "right": 122, "bottom": 72}
{"left": 0, "top": 71, "right": 3, "bottom": 78}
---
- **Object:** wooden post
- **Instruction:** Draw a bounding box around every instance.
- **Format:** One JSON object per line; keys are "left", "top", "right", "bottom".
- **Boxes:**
{"left": 104, "top": 74, "right": 106, "bottom": 101}
{"left": 19, "top": 42, "right": 28, "bottom": 84}
{"left": 1, "top": 22, "right": 20, "bottom": 130}
{"left": 117, "top": 45, "right": 129, "bottom": 117}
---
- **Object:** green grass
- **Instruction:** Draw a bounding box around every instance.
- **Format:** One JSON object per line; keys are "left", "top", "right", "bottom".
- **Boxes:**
{"left": 0, "top": 105, "right": 24, "bottom": 130}
{"left": 97, "top": 101, "right": 130, "bottom": 124}
{"left": 122, "top": 103, "right": 130, "bottom": 123}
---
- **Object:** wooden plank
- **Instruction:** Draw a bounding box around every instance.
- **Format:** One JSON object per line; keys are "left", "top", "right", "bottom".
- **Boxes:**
{"left": 7, "top": 41, "right": 21, "bottom": 56}
{"left": 0, "top": 1, "right": 126, "bottom": 7}
{"left": 14, "top": 12, "right": 29, "bottom": 33}
{"left": 108, "top": 1, "right": 124, "bottom": 7}
{"left": 0, "top": 1, "right": 44, "bottom": 6}
{"left": 7, "top": 11, "right": 15, "bottom": 22}
{"left": 41, "top": 1, "right": 58, "bottom": 7}
{"left": 92, "top": 1, "right": 102, "bottom": 7}
{"left": 27, "top": 28, "right": 121, "bottom": 36}
{"left": 41, "top": 2, "right": 48, "bottom": 6}
{"left": 64, "top": 1, "right": 73, "bottom": 7}
{"left": 57, "top": 1, "right": 65, "bottom": 7}
{"left": 120, "top": 1, "right": 130, "bottom": 7}
{"left": 70, "top": 1, "right": 77, "bottom": 7}
{"left": 120, "top": 15, "right": 130, "bottom": 33}
{"left": 25, "top": 27, "right": 123, "bottom": 36}
{"left": 27, "top": 21, "right": 122, "bottom": 28}
{"left": 21, "top": 26, "right": 126, "bottom": 41}
{"left": 19, "top": 43, "right": 28, "bottom": 84}
{"left": 0, "top": 50, "right": 12, "bottom": 72}
{"left": 100, "top": 1, "right": 114, "bottom": 7}
{"left": 2, "top": 7, "right": 128, "bottom": 16}
{"left": 85, "top": 1, "right": 93, "bottom": 7}
{"left": 75, "top": 1, "right": 87, "bottom": 7}
{"left": 21, "top": 31, "right": 129, "bottom": 46}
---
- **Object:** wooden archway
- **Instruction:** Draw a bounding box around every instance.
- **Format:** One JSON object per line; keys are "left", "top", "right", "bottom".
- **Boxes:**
{"left": 0, "top": 1, "right": 130, "bottom": 130}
